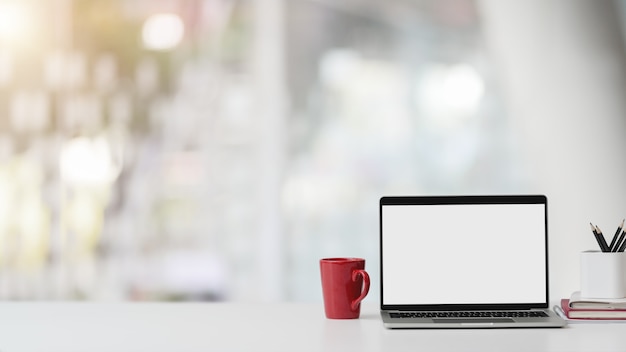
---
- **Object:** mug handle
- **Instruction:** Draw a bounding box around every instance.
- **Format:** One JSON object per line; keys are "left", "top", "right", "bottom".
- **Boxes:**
{"left": 350, "top": 269, "right": 370, "bottom": 311}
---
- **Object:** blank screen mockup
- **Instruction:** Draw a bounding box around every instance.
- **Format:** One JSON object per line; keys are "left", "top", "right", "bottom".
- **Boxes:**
{"left": 381, "top": 203, "right": 547, "bottom": 306}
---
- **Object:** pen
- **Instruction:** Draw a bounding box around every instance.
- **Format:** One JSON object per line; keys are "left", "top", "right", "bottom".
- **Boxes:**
{"left": 609, "top": 219, "right": 625, "bottom": 251}
{"left": 591, "top": 223, "right": 609, "bottom": 252}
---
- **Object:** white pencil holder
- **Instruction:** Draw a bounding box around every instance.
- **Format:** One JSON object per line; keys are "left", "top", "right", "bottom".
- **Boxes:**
{"left": 580, "top": 250, "right": 626, "bottom": 299}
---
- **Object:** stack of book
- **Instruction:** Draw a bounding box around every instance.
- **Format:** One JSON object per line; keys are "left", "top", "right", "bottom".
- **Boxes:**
{"left": 554, "top": 291, "right": 626, "bottom": 322}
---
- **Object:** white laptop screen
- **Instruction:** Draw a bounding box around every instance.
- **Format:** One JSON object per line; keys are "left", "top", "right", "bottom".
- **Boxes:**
{"left": 381, "top": 199, "right": 547, "bottom": 307}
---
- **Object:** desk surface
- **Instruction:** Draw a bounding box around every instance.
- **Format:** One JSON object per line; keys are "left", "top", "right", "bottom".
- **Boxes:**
{"left": 0, "top": 302, "right": 623, "bottom": 352}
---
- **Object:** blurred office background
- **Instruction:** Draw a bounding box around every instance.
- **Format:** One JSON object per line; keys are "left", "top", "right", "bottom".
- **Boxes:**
{"left": 0, "top": 0, "right": 625, "bottom": 302}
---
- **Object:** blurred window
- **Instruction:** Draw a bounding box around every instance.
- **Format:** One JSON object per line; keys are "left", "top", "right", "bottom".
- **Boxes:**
{"left": 0, "top": 0, "right": 519, "bottom": 301}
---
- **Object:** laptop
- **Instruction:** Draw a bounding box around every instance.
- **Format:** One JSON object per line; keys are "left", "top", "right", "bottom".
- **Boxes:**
{"left": 379, "top": 195, "right": 566, "bottom": 328}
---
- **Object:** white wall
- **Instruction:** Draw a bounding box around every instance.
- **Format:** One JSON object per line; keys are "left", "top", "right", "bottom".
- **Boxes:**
{"left": 479, "top": 0, "right": 626, "bottom": 300}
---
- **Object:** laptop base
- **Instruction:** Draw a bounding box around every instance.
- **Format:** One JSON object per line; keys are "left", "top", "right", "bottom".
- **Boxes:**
{"left": 382, "top": 310, "right": 566, "bottom": 329}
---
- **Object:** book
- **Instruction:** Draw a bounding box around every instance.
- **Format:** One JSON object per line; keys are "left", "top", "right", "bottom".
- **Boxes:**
{"left": 553, "top": 304, "right": 626, "bottom": 324}
{"left": 561, "top": 299, "right": 626, "bottom": 319}
{"left": 568, "top": 291, "right": 626, "bottom": 309}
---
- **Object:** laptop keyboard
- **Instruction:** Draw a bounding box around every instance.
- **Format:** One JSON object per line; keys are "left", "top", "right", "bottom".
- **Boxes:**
{"left": 390, "top": 311, "right": 549, "bottom": 318}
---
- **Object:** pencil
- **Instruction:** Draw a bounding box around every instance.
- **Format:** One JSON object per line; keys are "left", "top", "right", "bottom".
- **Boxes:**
{"left": 591, "top": 223, "right": 609, "bottom": 252}
{"left": 618, "top": 231, "right": 626, "bottom": 252}
{"left": 609, "top": 219, "right": 625, "bottom": 251}
{"left": 595, "top": 225, "right": 610, "bottom": 252}
{"left": 613, "top": 231, "right": 625, "bottom": 252}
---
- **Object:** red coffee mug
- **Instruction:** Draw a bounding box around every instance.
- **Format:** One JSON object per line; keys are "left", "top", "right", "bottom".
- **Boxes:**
{"left": 320, "top": 258, "right": 370, "bottom": 319}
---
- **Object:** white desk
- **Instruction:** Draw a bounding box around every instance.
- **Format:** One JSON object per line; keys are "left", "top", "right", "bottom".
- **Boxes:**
{"left": 0, "top": 302, "right": 623, "bottom": 352}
